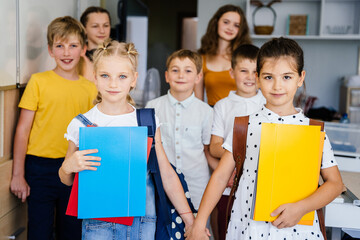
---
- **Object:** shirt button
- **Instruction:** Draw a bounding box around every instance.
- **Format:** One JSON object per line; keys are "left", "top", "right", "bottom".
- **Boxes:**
{"left": 176, "top": 113, "right": 180, "bottom": 116}
{"left": 177, "top": 156, "right": 180, "bottom": 159}
{"left": 176, "top": 142, "right": 179, "bottom": 145}
{"left": 176, "top": 128, "right": 179, "bottom": 131}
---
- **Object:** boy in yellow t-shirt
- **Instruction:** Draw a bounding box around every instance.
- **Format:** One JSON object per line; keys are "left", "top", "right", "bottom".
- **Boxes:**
{"left": 10, "top": 16, "right": 97, "bottom": 240}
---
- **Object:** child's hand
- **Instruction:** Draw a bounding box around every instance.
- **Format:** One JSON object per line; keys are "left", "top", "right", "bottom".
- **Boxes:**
{"left": 226, "top": 169, "right": 236, "bottom": 187}
{"left": 10, "top": 176, "right": 30, "bottom": 202}
{"left": 62, "top": 149, "right": 101, "bottom": 174}
{"left": 271, "top": 202, "right": 305, "bottom": 228}
{"left": 184, "top": 222, "right": 211, "bottom": 240}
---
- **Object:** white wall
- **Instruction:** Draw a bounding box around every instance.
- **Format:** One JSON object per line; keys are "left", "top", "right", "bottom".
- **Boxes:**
{"left": 197, "top": 0, "right": 360, "bottom": 110}
{"left": 0, "top": 0, "right": 101, "bottom": 87}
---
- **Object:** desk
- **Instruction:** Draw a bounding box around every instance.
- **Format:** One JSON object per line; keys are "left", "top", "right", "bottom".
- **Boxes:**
{"left": 325, "top": 171, "right": 360, "bottom": 240}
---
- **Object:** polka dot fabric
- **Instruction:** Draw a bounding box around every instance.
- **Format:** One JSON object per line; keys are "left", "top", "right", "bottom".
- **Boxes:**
{"left": 223, "top": 107, "right": 337, "bottom": 240}
{"left": 169, "top": 167, "right": 196, "bottom": 240}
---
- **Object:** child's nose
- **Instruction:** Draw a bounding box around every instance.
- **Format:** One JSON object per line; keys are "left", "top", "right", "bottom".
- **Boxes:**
{"left": 63, "top": 47, "right": 70, "bottom": 55}
{"left": 273, "top": 79, "right": 282, "bottom": 90}
{"left": 109, "top": 78, "right": 117, "bottom": 87}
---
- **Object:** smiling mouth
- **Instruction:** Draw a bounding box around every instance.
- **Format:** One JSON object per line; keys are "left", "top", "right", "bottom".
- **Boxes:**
{"left": 244, "top": 82, "right": 255, "bottom": 86}
{"left": 271, "top": 93, "right": 285, "bottom": 97}
{"left": 62, "top": 59, "right": 73, "bottom": 64}
{"left": 107, "top": 91, "right": 120, "bottom": 95}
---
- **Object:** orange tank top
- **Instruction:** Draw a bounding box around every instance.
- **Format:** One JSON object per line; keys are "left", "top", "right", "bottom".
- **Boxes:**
{"left": 202, "top": 55, "right": 236, "bottom": 106}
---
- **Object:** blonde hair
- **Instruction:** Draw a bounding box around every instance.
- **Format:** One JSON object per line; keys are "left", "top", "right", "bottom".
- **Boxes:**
{"left": 166, "top": 49, "right": 202, "bottom": 74}
{"left": 47, "top": 16, "right": 86, "bottom": 47}
{"left": 92, "top": 39, "right": 138, "bottom": 105}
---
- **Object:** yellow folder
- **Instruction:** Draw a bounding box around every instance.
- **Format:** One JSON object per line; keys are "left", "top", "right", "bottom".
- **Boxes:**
{"left": 252, "top": 123, "right": 325, "bottom": 225}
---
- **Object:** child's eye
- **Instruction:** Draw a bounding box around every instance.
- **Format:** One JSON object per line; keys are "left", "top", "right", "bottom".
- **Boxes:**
{"left": 55, "top": 44, "right": 62, "bottom": 48}
{"left": 240, "top": 69, "right": 247, "bottom": 73}
{"left": 284, "top": 75, "right": 292, "bottom": 80}
{"left": 71, "top": 44, "right": 78, "bottom": 48}
{"left": 100, "top": 74, "right": 109, "bottom": 78}
{"left": 172, "top": 69, "right": 178, "bottom": 73}
{"left": 234, "top": 24, "right": 240, "bottom": 28}
{"left": 186, "top": 69, "right": 192, "bottom": 73}
{"left": 119, "top": 75, "right": 127, "bottom": 79}
{"left": 223, "top": 20, "right": 229, "bottom": 24}
{"left": 264, "top": 76, "right": 272, "bottom": 80}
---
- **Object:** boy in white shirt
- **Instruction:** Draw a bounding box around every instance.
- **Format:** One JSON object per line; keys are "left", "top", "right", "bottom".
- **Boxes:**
{"left": 210, "top": 44, "right": 265, "bottom": 240}
{"left": 146, "top": 49, "right": 216, "bottom": 210}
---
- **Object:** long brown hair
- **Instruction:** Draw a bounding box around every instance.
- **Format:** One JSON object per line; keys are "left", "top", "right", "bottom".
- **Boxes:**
{"left": 198, "top": 4, "right": 251, "bottom": 56}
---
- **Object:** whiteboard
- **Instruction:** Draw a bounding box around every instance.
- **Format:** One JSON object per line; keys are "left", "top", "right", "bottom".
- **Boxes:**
{"left": 19, "top": 0, "right": 78, "bottom": 84}
{"left": 0, "top": 0, "right": 104, "bottom": 88}
{"left": 0, "top": 0, "right": 16, "bottom": 87}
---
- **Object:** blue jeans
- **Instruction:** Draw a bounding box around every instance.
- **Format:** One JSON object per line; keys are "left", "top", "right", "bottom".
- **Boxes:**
{"left": 82, "top": 217, "right": 156, "bottom": 240}
{"left": 82, "top": 172, "right": 156, "bottom": 240}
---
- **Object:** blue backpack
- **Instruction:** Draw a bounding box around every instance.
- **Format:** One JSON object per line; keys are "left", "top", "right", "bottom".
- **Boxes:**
{"left": 136, "top": 108, "right": 196, "bottom": 240}
{"left": 76, "top": 108, "right": 196, "bottom": 239}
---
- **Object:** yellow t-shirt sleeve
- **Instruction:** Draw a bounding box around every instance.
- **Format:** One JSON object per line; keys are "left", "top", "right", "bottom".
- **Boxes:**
{"left": 19, "top": 75, "right": 40, "bottom": 111}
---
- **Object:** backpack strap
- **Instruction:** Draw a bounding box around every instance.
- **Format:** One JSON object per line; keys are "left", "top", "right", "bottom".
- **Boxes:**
{"left": 136, "top": 108, "right": 172, "bottom": 238}
{"left": 75, "top": 114, "right": 97, "bottom": 127}
{"left": 226, "top": 115, "right": 249, "bottom": 229}
{"left": 136, "top": 108, "right": 156, "bottom": 139}
{"left": 309, "top": 119, "right": 327, "bottom": 240}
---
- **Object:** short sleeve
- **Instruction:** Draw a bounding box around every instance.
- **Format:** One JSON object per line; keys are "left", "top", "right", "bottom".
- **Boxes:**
{"left": 202, "top": 108, "right": 213, "bottom": 145}
{"left": 64, "top": 118, "right": 83, "bottom": 147}
{"left": 222, "top": 128, "right": 234, "bottom": 153}
{"left": 154, "top": 114, "right": 160, "bottom": 130}
{"left": 18, "top": 76, "right": 40, "bottom": 111}
{"left": 211, "top": 102, "right": 225, "bottom": 138}
{"left": 321, "top": 134, "right": 338, "bottom": 169}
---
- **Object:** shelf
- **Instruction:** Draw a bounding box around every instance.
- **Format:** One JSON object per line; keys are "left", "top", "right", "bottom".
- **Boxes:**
{"left": 246, "top": 0, "right": 360, "bottom": 40}
{"left": 251, "top": 34, "right": 360, "bottom": 41}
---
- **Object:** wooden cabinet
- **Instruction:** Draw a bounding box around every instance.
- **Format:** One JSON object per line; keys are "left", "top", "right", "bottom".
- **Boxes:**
{"left": 0, "top": 160, "right": 27, "bottom": 240}
{"left": 246, "top": 0, "right": 360, "bottom": 40}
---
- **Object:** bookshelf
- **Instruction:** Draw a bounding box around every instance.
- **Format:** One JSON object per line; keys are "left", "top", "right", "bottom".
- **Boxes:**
{"left": 246, "top": 0, "right": 360, "bottom": 40}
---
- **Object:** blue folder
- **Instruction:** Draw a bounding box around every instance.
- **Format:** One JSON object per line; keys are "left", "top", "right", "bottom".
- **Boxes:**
{"left": 78, "top": 126, "right": 148, "bottom": 219}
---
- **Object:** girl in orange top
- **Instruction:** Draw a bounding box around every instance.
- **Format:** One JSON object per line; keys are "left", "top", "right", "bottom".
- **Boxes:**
{"left": 195, "top": 4, "right": 252, "bottom": 106}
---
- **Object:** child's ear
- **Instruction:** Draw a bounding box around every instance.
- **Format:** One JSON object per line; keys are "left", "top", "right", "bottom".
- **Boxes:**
{"left": 195, "top": 71, "right": 203, "bottom": 85}
{"left": 256, "top": 72, "right": 261, "bottom": 87}
{"left": 230, "top": 68, "right": 235, "bottom": 79}
{"left": 131, "top": 72, "right": 138, "bottom": 88}
{"left": 297, "top": 70, "right": 306, "bottom": 87}
{"left": 48, "top": 45, "right": 54, "bottom": 58}
{"left": 80, "top": 44, "right": 87, "bottom": 57}
{"left": 165, "top": 71, "right": 170, "bottom": 84}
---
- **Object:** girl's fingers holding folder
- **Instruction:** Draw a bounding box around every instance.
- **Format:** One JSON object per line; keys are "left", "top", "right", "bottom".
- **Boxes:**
{"left": 63, "top": 149, "right": 101, "bottom": 173}
{"left": 271, "top": 203, "right": 304, "bottom": 229}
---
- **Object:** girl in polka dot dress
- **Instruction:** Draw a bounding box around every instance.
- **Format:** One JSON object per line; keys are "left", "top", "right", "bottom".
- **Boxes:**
{"left": 185, "top": 37, "right": 343, "bottom": 240}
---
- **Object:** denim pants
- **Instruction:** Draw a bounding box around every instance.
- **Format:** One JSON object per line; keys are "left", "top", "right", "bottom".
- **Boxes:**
{"left": 82, "top": 171, "right": 156, "bottom": 240}
{"left": 25, "top": 155, "right": 82, "bottom": 240}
